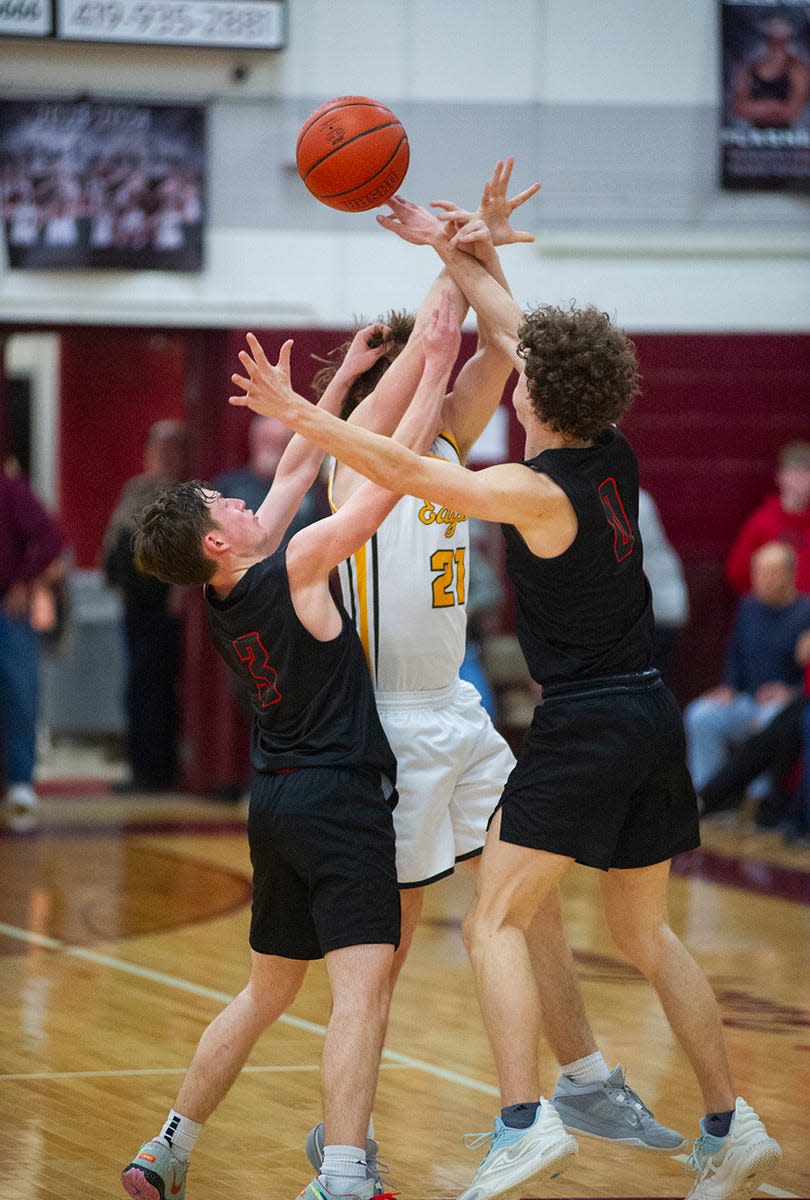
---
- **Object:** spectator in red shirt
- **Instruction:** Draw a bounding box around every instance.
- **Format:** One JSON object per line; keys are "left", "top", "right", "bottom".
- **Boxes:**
{"left": 0, "top": 465, "right": 65, "bottom": 831}
{"left": 726, "top": 441, "right": 810, "bottom": 595}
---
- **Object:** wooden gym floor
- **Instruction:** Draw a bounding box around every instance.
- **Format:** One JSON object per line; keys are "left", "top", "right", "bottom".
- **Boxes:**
{"left": 0, "top": 782, "right": 808, "bottom": 1200}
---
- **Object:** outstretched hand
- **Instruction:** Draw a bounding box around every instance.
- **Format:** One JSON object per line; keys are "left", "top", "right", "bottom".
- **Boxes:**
{"left": 341, "top": 322, "right": 394, "bottom": 377}
{"left": 229, "top": 333, "right": 301, "bottom": 422}
{"left": 445, "top": 215, "right": 496, "bottom": 260}
{"left": 432, "top": 156, "right": 540, "bottom": 246}
{"left": 423, "top": 289, "right": 462, "bottom": 372}
{"left": 376, "top": 195, "right": 446, "bottom": 245}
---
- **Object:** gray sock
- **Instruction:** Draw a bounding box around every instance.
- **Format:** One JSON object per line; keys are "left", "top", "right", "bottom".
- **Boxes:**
{"left": 501, "top": 1101, "right": 540, "bottom": 1129}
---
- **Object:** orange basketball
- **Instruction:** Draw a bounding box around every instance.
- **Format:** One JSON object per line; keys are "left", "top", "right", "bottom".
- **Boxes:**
{"left": 296, "top": 96, "right": 409, "bottom": 213}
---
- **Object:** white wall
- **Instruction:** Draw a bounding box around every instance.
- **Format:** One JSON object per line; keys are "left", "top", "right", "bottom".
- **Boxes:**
{"left": 1, "top": 0, "right": 809, "bottom": 332}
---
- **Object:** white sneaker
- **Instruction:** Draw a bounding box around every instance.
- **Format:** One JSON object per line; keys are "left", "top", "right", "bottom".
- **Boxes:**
{"left": 457, "top": 1098, "right": 578, "bottom": 1200}
{"left": 5, "top": 784, "right": 38, "bottom": 833}
{"left": 685, "top": 1097, "right": 782, "bottom": 1199}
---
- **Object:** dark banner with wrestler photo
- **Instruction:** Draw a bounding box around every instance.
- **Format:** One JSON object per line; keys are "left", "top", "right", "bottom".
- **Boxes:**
{"left": 0, "top": 98, "right": 205, "bottom": 270}
{"left": 720, "top": 1, "right": 810, "bottom": 189}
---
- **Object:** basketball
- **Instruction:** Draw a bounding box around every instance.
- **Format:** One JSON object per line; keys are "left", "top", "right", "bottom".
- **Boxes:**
{"left": 296, "top": 96, "right": 409, "bottom": 213}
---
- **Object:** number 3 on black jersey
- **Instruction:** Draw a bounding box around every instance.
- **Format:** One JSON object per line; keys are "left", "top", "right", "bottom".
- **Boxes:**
{"left": 232, "top": 632, "right": 282, "bottom": 707}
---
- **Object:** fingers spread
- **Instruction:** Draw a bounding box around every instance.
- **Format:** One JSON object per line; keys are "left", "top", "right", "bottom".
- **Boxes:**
{"left": 511, "top": 182, "right": 541, "bottom": 210}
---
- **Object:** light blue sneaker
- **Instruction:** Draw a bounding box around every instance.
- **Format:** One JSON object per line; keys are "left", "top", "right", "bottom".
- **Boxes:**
{"left": 457, "top": 1098, "right": 578, "bottom": 1200}
{"left": 551, "top": 1064, "right": 685, "bottom": 1150}
{"left": 121, "top": 1138, "right": 187, "bottom": 1200}
{"left": 685, "top": 1097, "right": 782, "bottom": 1199}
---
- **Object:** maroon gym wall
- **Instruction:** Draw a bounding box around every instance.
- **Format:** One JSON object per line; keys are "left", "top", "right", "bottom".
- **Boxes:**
{"left": 22, "top": 325, "right": 810, "bottom": 793}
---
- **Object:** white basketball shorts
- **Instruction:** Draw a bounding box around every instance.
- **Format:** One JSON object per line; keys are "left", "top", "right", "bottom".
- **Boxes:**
{"left": 375, "top": 678, "right": 516, "bottom": 887}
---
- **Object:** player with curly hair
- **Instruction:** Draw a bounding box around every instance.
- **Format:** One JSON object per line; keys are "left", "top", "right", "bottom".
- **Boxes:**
{"left": 229, "top": 194, "right": 783, "bottom": 1200}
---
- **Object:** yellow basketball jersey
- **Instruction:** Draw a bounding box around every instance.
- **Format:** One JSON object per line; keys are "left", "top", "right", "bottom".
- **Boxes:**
{"left": 332, "top": 434, "right": 469, "bottom": 692}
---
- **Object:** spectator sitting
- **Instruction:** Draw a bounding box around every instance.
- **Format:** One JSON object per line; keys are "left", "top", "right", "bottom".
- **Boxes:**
{"left": 638, "top": 487, "right": 689, "bottom": 689}
{"left": 795, "top": 695, "right": 810, "bottom": 847}
{"left": 684, "top": 540, "right": 810, "bottom": 795}
{"left": 726, "top": 440, "right": 810, "bottom": 595}
{"left": 698, "top": 630, "right": 810, "bottom": 843}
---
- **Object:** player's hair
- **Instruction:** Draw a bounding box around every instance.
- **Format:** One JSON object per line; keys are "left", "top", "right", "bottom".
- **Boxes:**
{"left": 517, "top": 303, "right": 640, "bottom": 440}
{"left": 310, "top": 308, "right": 415, "bottom": 418}
{"left": 132, "top": 480, "right": 217, "bottom": 585}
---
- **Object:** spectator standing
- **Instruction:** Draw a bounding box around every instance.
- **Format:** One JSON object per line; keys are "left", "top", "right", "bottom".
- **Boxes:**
{"left": 102, "top": 419, "right": 187, "bottom": 792}
{"left": 0, "top": 466, "right": 65, "bottom": 830}
{"left": 684, "top": 541, "right": 810, "bottom": 793}
{"left": 638, "top": 488, "right": 689, "bottom": 689}
{"left": 726, "top": 440, "right": 810, "bottom": 595}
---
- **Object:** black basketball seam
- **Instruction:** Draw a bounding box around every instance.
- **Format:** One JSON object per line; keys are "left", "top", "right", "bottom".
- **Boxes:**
{"left": 312, "top": 135, "right": 409, "bottom": 201}
{"left": 324, "top": 135, "right": 408, "bottom": 199}
{"left": 300, "top": 123, "right": 407, "bottom": 185}
{"left": 296, "top": 99, "right": 390, "bottom": 145}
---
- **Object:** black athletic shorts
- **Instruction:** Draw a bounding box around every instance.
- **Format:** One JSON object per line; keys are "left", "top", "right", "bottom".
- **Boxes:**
{"left": 495, "top": 670, "right": 700, "bottom": 871}
{"left": 248, "top": 765, "right": 400, "bottom": 959}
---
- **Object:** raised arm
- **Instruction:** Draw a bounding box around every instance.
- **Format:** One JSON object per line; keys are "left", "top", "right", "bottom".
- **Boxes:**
{"left": 427, "top": 158, "right": 541, "bottom": 457}
{"left": 330, "top": 269, "right": 467, "bottom": 506}
{"left": 230, "top": 327, "right": 551, "bottom": 535}
{"left": 284, "top": 292, "right": 461, "bottom": 601}
{"left": 342, "top": 159, "right": 540, "bottom": 475}
{"left": 253, "top": 322, "right": 392, "bottom": 543}
{"left": 378, "top": 196, "right": 525, "bottom": 373}
{"left": 432, "top": 156, "right": 540, "bottom": 252}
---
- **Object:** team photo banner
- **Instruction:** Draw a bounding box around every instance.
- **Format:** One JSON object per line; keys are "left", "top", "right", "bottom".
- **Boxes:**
{"left": 0, "top": 98, "right": 206, "bottom": 270}
{"left": 720, "top": 0, "right": 810, "bottom": 189}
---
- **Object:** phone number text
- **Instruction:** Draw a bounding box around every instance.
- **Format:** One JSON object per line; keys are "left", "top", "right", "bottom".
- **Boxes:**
{"left": 57, "top": 0, "right": 285, "bottom": 47}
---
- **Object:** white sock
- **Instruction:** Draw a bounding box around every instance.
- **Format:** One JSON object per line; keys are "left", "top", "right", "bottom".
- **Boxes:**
{"left": 320, "top": 1145, "right": 367, "bottom": 1195}
{"left": 559, "top": 1051, "right": 610, "bottom": 1085}
{"left": 8, "top": 783, "right": 36, "bottom": 809}
{"left": 159, "top": 1109, "right": 203, "bottom": 1163}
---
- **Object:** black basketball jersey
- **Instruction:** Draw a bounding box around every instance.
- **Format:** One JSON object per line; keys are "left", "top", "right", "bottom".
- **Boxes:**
{"left": 205, "top": 552, "right": 396, "bottom": 780}
{"left": 501, "top": 427, "right": 653, "bottom": 688}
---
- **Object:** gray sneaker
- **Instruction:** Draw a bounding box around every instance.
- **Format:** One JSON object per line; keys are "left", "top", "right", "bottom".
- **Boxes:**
{"left": 551, "top": 1065, "right": 685, "bottom": 1150}
{"left": 305, "top": 1123, "right": 389, "bottom": 1190}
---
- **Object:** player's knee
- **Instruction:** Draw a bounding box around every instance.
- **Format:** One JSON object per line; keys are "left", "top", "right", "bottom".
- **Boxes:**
{"left": 608, "top": 920, "right": 669, "bottom": 974}
{"left": 332, "top": 978, "right": 390, "bottom": 1028}
{"left": 243, "top": 982, "right": 298, "bottom": 1028}
{"left": 463, "top": 902, "right": 528, "bottom": 956}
